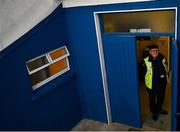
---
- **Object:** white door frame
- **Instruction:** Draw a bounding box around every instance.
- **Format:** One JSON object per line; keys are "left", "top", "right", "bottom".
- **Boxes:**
{"left": 93, "top": 7, "right": 178, "bottom": 125}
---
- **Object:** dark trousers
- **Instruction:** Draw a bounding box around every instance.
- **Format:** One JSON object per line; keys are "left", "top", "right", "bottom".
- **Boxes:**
{"left": 147, "top": 80, "right": 167, "bottom": 114}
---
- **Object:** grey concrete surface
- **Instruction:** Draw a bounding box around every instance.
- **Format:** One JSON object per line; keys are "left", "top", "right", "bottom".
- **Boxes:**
{"left": 72, "top": 115, "right": 170, "bottom": 131}
{"left": 0, "top": 0, "right": 61, "bottom": 51}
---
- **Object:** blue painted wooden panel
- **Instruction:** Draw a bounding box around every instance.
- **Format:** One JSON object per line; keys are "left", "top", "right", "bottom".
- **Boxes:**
{"left": 0, "top": 0, "right": 179, "bottom": 130}
{"left": 64, "top": 1, "right": 133, "bottom": 123}
{"left": 65, "top": 0, "right": 179, "bottom": 126}
{"left": 0, "top": 5, "right": 82, "bottom": 130}
{"left": 171, "top": 38, "right": 179, "bottom": 130}
{"left": 176, "top": 4, "right": 180, "bottom": 129}
{"left": 65, "top": 8, "right": 107, "bottom": 122}
{"left": 131, "top": 0, "right": 177, "bottom": 9}
{"left": 102, "top": 35, "right": 141, "bottom": 128}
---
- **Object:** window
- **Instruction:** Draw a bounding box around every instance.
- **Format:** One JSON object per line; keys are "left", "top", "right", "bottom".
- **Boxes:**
{"left": 26, "top": 46, "right": 70, "bottom": 90}
{"left": 102, "top": 10, "right": 175, "bottom": 33}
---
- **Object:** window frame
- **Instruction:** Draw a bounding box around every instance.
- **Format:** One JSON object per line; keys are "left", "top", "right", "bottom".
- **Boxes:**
{"left": 26, "top": 45, "right": 70, "bottom": 90}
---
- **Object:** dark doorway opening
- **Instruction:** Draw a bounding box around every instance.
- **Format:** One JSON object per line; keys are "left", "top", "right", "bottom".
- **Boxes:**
{"left": 136, "top": 36, "right": 171, "bottom": 130}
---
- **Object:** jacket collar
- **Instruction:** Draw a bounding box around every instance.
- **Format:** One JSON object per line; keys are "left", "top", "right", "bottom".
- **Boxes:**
{"left": 148, "top": 54, "right": 161, "bottom": 62}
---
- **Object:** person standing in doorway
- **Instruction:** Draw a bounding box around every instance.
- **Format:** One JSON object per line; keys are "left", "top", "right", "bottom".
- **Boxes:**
{"left": 142, "top": 44, "right": 168, "bottom": 121}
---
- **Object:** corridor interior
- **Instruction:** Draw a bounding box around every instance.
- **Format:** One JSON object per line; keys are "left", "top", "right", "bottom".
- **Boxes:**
{"left": 137, "top": 36, "right": 171, "bottom": 130}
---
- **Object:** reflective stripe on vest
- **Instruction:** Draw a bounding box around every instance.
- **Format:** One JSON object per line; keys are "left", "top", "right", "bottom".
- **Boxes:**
{"left": 144, "top": 57, "right": 153, "bottom": 89}
{"left": 162, "top": 58, "right": 169, "bottom": 83}
{"left": 144, "top": 57, "right": 168, "bottom": 89}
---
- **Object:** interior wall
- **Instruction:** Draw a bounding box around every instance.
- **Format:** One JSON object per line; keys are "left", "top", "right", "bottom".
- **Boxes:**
{"left": 0, "top": 6, "right": 82, "bottom": 130}
{"left": 64, "top": 0, "right": 178, "bottom": 124}
{"left": 65, "top": 6, "right": 111, "bottom": 122}
{"left": 175, "top": 1, "right": 180, "bottom": 130}
{"left": 0, "top": 0, "right": 179, "bottom": 130}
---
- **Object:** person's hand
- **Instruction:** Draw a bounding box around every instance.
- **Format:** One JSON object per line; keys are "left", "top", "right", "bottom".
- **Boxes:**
{"left": 160, "top": 75, "right": 165, "bottom": 78}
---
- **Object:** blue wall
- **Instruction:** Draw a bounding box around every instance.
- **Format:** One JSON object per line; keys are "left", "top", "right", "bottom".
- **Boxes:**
{"left": 65, "top": 0, "right": 180, "bottom": 126}
{"left": 0, "top": 5, "right": 82, "bottom": 130}
{"left": 65, "top": 7, "right": 108, "bottom": 122}
{"left": 0, "top": 0, "right": 180, "bottom": 130}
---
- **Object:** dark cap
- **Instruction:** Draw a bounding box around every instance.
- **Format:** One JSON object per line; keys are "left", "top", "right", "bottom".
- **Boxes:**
{"left": 149, "top": 44, "right": 159, "bottom": 50}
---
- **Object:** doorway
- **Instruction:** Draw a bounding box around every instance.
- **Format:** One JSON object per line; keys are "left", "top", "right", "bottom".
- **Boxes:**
{"left": 94, "top": 7, "right": 178, "bottom": 130}
{"left": 136, "top": 36, "right": 171, "bottom": 130}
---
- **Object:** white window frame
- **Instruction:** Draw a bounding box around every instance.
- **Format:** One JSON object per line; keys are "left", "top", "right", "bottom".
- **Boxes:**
{"left": 26, "top": 45, "right": 70, "bottom": 90}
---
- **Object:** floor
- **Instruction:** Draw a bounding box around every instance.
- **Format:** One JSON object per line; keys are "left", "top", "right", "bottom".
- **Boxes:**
{"left": 72, "top": 82, "right": 171, "bottom": 131}
{"left": 72, "top": 118, "right": 160, "bottom": 131}
{"left": 72, "top": 112, "right": 170, "bottom": 131}
{"left": 139, "top": 81, "right": 171, "bottom": 131}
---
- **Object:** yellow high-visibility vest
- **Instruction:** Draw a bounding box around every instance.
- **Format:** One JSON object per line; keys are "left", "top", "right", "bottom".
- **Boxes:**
{"left": 144, "top": 56, "right": 168, "bottom": 89}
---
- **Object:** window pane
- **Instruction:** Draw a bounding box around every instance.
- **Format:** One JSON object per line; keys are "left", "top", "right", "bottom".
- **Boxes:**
{"left": 30, "top": 67, "right": 50, "bottom": 86}
{"left": 50, "top": 47, "right": 67, "bottom": 60}
{"left": 49, "top": 58, "right": 68, "bottom": 75}
{"left": 27, "top": 56, "right": 49, "bottom": 71}
{"left": 29, "top": 58, "right": 68, "bottom": 86}
{"left": 102, "top": 10, "right": 175, "bottom": 33}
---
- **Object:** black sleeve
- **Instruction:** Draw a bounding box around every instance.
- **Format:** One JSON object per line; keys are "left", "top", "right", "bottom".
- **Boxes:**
{"left": 140, "top": 60, "right": 147, "bottom": 80}
{"left": 163, "top": 57, "right": 169, "bottom": 75}
{"left": 164, "top": 57, "right": 168, "bottom": 67}
{"left": 161, "top": 54, "right": 168, "bottom": 73}
{"left": 161, "top": 54, "right": 168, "bottom": 66}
